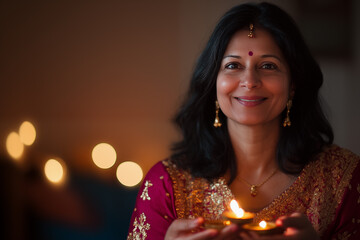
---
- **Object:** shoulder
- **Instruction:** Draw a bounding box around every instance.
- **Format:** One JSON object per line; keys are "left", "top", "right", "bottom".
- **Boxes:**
{"left": 320, "top": 144, "right": 359, "bottom": 160}
{"left": 145, "top": 160, "right": 170, "bottom": 180}
{"left": 316, "top": 144, "right": 360, "bottom": 189}
{"left": 140, "top": 160, "right": 174, "bottom": 197}
{"left": 310, "top": 144, "right": 359, "bottom": 176}
{"left": 142, "top": 158, "right": 195, "bottom": 189}
{"left": 303, "top": 144, "right": 359, "bottom": 207}
{"left": 306, "top": 145, "right": 360, "bottom": 193}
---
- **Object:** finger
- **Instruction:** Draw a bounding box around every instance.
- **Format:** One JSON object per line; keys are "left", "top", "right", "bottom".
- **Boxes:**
{"left": 214, "top": 224, "right": 238, "bottom": 240}
{"left": 275, "top": 213, "right": 302, "bottom": 224}
{"left": 175, "top": 218, "right": 205, "bottom": 232}
{"left": 276, "top": 213, "right": 310, "bottom": 230}
{"left": 239, "top": 231, "right": 257, "bottom": 240}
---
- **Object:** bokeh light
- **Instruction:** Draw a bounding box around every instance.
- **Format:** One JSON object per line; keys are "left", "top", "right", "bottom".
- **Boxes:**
{"left": 19, "top": 121, "right": 36, "bottom": 146}
{"left": 6, "top": 132, "right": 24, "bottom": 160}
{"left": 44, "top": 159, "right": 66, "bottom": 185}
{"left": 92, "top": 143, "right": 117, "bottom": 169}
{"left": 116, "top": 161, "right": 143, "bottom": 187}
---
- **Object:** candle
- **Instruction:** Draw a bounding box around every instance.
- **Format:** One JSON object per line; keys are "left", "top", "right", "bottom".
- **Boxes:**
{"left": 242, "top": 220, "right": 284, "bottom": 235}
{"left": 222, "top": 200, "right": 254, "bottom": 225}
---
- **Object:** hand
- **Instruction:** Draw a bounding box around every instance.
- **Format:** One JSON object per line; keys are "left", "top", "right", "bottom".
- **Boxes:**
{"left": 165, "top": 217, "right": 240, "bottom": 240}
{"left": 239, "top": 213, "right": 320, "bottom": 240}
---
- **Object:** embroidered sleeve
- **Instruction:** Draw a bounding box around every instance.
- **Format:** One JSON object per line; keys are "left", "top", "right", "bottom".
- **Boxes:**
{"left": 127, "top": 161, "right": 176, "bottom": 240}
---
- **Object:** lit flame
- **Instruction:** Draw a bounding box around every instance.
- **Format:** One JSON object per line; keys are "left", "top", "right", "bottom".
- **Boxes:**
{"left": 259, "top": 220, "right": 267, "bottom": 229}
{"left": 230, "top": 200, "right": 244, "bottom": 218}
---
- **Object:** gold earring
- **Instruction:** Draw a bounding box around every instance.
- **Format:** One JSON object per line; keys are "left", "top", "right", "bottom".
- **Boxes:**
{"left": 213, "top": 100, "right": 222, "bottom": 128}
{"left": 283, "top": 99, "right": 292, "bottom": 127}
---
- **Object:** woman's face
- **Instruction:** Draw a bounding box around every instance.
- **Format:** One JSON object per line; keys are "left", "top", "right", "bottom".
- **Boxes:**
{"left": 216, "top": 28, "right": 291, "bottom": 127}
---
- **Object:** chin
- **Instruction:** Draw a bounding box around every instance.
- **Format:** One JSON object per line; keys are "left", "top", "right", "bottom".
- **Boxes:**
{"left": 229, "top": 118, "right": 264, "bottom": 126}
{"left": 229, "top": 116, "right": 280, "bottom": 127}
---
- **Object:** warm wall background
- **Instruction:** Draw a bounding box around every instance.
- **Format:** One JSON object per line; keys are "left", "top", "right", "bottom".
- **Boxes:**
{"left": 1, "top": 0, "right": 359, "bottom": 239}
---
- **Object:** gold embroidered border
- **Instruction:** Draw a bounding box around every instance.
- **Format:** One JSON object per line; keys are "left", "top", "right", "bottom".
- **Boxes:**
{"left": 163, "top": 160, "right": 233, "bottom": 220}
{"left": 162, "top": 160, "right": 186, "bottom": 219}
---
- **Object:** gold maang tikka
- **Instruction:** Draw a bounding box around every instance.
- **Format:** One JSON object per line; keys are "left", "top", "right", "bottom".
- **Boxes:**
{"left": 213, "top": 100, "right": 222, "bottom": 128}
{"left": 248, "top": 23, "right": 254, "bottom": 38}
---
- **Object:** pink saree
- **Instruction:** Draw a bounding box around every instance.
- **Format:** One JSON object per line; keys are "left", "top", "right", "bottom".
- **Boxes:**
{"left": 127, "top": 145, "right": 360, "bottom": 239}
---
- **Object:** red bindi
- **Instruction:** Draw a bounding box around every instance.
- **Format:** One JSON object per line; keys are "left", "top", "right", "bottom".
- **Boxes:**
{"left": 248, "top": 51, "right": 253, "bottom": 56}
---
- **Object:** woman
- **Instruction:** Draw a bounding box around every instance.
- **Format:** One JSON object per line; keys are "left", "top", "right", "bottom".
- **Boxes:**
{"left": 127, "top": 2, "right": 360, "bottom": 240}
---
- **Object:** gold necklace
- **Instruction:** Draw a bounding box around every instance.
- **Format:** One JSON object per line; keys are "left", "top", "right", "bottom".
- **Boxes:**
{"left": 237, "top": 169, "right": 278, "bottom": 197}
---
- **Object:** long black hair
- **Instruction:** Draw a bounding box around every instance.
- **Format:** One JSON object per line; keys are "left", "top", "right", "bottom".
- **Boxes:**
{"left": 170, "top": 2, "right": 333, "bottom": 184}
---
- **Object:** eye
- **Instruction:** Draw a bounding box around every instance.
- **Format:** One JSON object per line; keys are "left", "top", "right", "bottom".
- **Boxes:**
{"left": 261, "top": 63, "right": 278, "bottom": 70}
{"left": 224, "top": 62, "right": 241, "bottom": 69}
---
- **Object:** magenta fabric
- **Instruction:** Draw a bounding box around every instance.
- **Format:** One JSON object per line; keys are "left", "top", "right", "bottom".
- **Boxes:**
{"left": 127, "top": 161, "right": 176, "bottom": 239}
{"left": 322, "top": 160, "right": 360, "bottom": 239}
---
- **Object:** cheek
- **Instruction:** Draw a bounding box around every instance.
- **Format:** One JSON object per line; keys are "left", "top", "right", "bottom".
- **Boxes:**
{"left": 273, "top": 86, "right": 290, "bottom": 113}
{"left": 216, "top": 75, "right": 238, "bottom": 97}
{"left": 265, "top": 76, "right": 290, "bottom": 97}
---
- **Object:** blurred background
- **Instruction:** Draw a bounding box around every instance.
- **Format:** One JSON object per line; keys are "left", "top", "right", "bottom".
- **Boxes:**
{"left": 1, "top": 0, "right": 359, "bottom": 239}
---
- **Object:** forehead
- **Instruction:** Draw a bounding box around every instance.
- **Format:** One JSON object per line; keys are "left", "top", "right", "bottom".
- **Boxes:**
{"left": 224, "top": 28, "right": 283, "bottom": 56}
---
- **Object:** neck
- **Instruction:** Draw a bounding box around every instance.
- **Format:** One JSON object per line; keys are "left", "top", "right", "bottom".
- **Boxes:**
{"left": 227, "top": 119, "right": 280, "bottom": 178}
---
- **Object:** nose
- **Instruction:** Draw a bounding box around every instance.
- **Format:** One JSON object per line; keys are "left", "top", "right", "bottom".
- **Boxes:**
{"left": 240, "top": 69, "right": 261, "bottom": 89}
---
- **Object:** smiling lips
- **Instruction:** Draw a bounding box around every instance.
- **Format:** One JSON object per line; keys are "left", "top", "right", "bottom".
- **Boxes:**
{"left": 234, "top": 96, "right": 267, "bottom": 107}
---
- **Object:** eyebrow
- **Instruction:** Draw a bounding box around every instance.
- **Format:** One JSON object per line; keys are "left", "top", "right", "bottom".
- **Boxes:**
{"left": 223, "top": 54, "right": 283, "bottom": 63}
{"left": 223, "top": 54, "right": 241, "bottom": 59}
{"left": 260, "top": 54, "right": 282, "bottom": 62}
